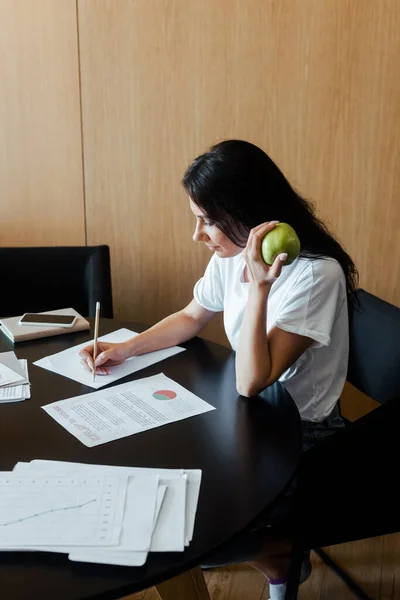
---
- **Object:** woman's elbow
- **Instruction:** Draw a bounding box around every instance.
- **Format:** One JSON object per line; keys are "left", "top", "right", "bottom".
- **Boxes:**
{"left": 236, "top": 381, "right": 264, "bottom": 398}
{"left": 236, "top": 377, "right": 276, "bottom": 397}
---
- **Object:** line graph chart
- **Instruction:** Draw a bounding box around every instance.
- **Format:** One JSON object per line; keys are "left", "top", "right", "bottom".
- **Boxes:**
{"left": 0, "top": 498, "right": 96, "bottom": 527}
{"left": 0, "top": 475, "right": 126, "bottom": 547}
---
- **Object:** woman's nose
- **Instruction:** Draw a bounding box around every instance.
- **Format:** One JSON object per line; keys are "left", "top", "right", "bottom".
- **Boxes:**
{"left": 193, "top": 223, "right": 209, "bottom": 242}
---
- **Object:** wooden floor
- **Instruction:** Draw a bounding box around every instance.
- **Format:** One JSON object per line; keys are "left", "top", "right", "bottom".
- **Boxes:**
{"left": 122, "top": 532, "right": 400, "bottom": 600}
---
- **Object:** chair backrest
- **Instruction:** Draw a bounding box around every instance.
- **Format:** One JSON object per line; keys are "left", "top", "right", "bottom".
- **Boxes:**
{"left": 347, "top": 289, "right": 400, "bottom": 404}
{"left": 0, "top": 245, "right": 113, "bottom": 319}
{"left": 287, "top": 290, "right": 400, "bottom": 551}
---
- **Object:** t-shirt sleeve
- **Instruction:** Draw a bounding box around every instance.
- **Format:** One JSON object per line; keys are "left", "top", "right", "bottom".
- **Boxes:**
{"left": 193, "top": 254, "right": 224, "bottom": 312}
{"left": 273, "top": 260, "right": 346, "bottom": 348}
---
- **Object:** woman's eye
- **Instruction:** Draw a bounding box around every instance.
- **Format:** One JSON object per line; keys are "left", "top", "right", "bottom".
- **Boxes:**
{"left": 204, "top": 221, "right": 214, "bottom": 227}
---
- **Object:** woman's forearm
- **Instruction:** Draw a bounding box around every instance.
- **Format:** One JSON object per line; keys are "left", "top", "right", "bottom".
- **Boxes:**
{"left": 236, "top": 285, "right": 272, "bottom": 397}
{"left": 126, "top": 310, "right": 205, "bottom": 357}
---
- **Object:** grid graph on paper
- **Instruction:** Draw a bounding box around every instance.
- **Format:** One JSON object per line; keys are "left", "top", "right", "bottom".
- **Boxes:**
{"left": 0, "top": 475, "right": 125, "bottom": 547}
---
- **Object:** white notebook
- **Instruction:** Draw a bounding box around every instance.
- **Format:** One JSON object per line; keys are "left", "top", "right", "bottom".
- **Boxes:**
{"left": 0, "top": 308, "right": 90, "bottom": 343}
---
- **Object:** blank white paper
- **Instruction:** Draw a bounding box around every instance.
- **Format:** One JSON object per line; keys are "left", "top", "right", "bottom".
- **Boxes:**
{"left": 33, "top": 329, "right": 185, "bottom": 389}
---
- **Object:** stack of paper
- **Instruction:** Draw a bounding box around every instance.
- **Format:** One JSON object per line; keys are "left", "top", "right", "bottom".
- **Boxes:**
{"left": 1, "top": 460, "right": 202, "bottom": 567}
{"left": 0, "top": 351, "right": 30, "bottom": 403}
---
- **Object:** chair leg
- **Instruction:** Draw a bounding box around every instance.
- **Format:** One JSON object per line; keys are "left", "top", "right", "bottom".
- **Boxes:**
{"left": 313, "top": 548, "right": 374, "bottom": 600}
{"left": 284, "top": 542, "right": 303, "bottom": 600}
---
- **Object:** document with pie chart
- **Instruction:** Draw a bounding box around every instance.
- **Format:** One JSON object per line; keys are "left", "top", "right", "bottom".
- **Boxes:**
{"left": 42, "top": 373, "right": 216, "bottom": 447}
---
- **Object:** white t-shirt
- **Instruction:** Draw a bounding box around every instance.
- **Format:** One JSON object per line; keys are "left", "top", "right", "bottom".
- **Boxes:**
{"left": 194, "top": 253, "right": 348, "bottom": 423}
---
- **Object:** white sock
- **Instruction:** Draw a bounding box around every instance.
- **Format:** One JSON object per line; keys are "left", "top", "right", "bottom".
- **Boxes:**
{"left": 268, "top": 581, "right": 287, "bottom": 600}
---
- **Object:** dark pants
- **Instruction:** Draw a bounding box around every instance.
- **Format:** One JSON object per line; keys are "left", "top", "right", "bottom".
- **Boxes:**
{"left": 201, "top": 403, "right": 345, "bottom": 567}
{"left": 302, "top": 403, "right": 345, "bottom": 451}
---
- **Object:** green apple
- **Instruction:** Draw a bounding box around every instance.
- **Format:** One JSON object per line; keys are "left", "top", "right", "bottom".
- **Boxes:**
{"left": 261, "top": 223, "right": 300, "bottom": 266}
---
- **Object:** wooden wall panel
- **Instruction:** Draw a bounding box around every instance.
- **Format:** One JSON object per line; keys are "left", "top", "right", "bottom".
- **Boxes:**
{"left": 78, "top": 0, "right": 400, "bottom": 345}
{"left": 0, "top": 0, "right": 85, "bottom": 246}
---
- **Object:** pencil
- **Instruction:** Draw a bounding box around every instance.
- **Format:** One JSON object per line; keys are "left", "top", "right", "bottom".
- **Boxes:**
{"left": 92, "top": 302, "right": 100, "bottom": 382}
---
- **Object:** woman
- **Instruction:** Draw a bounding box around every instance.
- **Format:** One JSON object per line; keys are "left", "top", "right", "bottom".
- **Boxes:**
{"left": 80, "top": 140, "right": 358, "bottom": 599}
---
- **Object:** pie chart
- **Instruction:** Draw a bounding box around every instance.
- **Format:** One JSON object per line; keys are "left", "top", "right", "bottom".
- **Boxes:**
{"left": 152, "top": 389, "right": 177, "bottom": 401}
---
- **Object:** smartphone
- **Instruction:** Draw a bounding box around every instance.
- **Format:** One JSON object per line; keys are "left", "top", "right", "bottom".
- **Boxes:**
{"left": 19, "top": 313, "right": 77, "bottom": 328}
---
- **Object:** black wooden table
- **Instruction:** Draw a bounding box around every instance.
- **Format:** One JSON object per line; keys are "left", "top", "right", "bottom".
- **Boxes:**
{"left": 0, "top": 319, "right": 302, "bottom": 600}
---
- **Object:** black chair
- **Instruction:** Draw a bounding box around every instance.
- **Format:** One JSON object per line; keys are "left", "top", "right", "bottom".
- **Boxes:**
{"left": 0, "top": 245, "right": 113, "bottom": 319}
{"left": 285, "top": 289, "right": 400, "bottom": 599}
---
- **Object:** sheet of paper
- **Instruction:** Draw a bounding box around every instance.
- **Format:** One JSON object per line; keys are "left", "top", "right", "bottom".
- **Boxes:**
{"left": 68, "top": 548, "right": 148, "bottom": 567}
{"left": 68, "top": 485, "right": 168, "bottom": 567}
{"left": 71, "top": 476, "right": 185, "bottom": 554}
{"left": 119, "top": 475, "right": 159, "bottom": 550}
{"left": 42, "top": 372, "right": 215, "bottom": 447}
{"left": 0, "top": 353, "right": 25, "bottom": 376}
{"left": 153, "top": 484, "right": 167, "bottom": 530}
{"left": 184, "top": 470, "right": 202, "bottom": 545}
{"left": 15, "top": 359, "right": 30, "bottom": 387}
{"left": 0, "top": 384, "right": 30, "bottom": 403}
{"left": 0, "top": 474, "right": 127, "bottom": 547}
{"left": 0, "top": 363, "right": 24, "bottom": 387}
{"left": 25, "top": 460, "right": 191, "bottom": 551}
{"left": 12, "top": 462, "right": 30, "bottom": 471}
{"left": 33, "top": 328, "right": 186, "bottom": 389}
{"left": 18, "top": 474, "right": 160, "bottom": 558}
{"left": 49, "top": 475, "right": 158, "bottom": 551}
{"left": 151, "top": 476, "right": 186, "bottom": 551}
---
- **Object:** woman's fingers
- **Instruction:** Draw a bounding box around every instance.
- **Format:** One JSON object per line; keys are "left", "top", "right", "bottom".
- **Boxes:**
{"left": 269, "top": 253, "right": 288, "bottom": 279}
{"left": 79, "top": 342, "right": 115, "bottom": 369}
{"left": 95, "top": 367, "right": 110, "bottom": 376}
{"left": 244, "top": 222, "right": 286, "bottom": 285}
{"left": 80, "top": 358, "right": 91, "bottom": 372}
{"left": 80, "top": 358, "right": 110, "bottom": 375}
{"left": 79, "top": 345, "right": 94, "bottom": 365}
{"left": 246, "top": 221, "right": 279, "bottom": 259}
{"left": 249, "top": 221, "right": 279, "bottom": 239}
{"left": 94, "top": 351, "right": 112, "bottom": 367}
{"left": 79, "top": 342, "right": 129, "bottom": 374}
